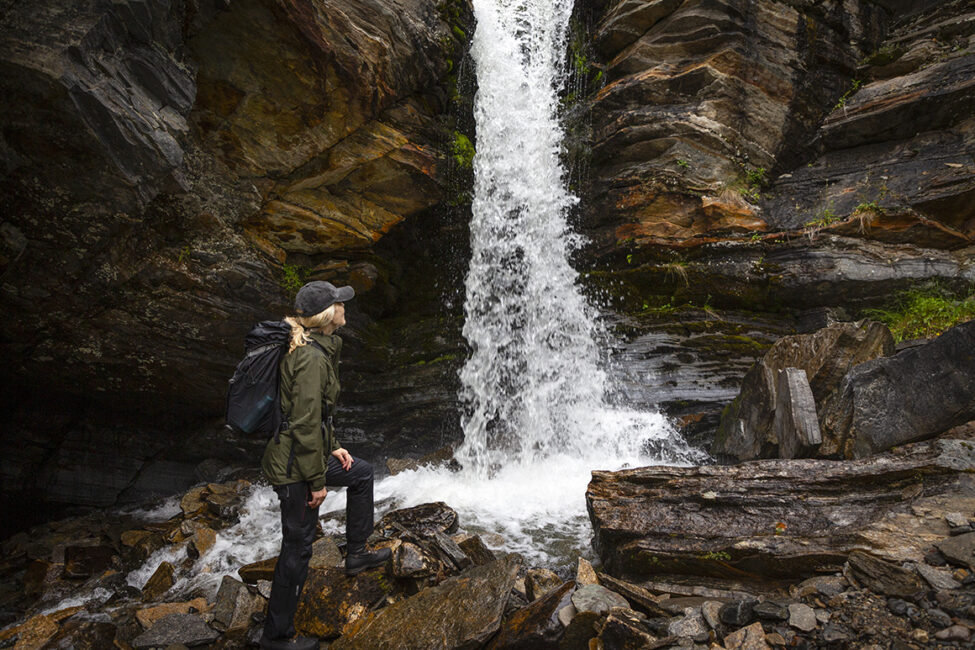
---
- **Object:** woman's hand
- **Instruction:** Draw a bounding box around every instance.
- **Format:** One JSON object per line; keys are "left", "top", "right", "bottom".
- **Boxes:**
{"left": 308, "top": 486, "right": 327, "bottom": 508}
{"left": 332, "top": 447, "right": 354, "bottom": 471}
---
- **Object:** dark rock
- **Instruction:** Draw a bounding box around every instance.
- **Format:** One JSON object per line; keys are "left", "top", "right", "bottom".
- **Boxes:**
{"left": 587, "top": 438, "right": 975, "bottom": 579}
{"left": 847, "top": 552, "right": 924, "bottom": 598}
{"left": 212, "top": 575, "right": 265, "bottom": 632}
{"left": 376, "top": 502, "right": 459, "bottom": 538}
{"left": 719, "top": 599, "right": 757, "bottom": 627}
{"left": 924, "top": 550, "right": 948, "bottom": 566}
{"left": 937, "top": 531, "right": 975, "bottom": 569}
{"left": 330, "top": 554, "right": 520, "bottom": 649}
{"left": 926, "top": 607, "right": 952, "bottom": 628}
{"left": 44, "top": 619, "right": 118, "bottom": 649}
{"left": 820, "top": 624, "right": 849, "bottom": 643}
{"left": 558, "top": 610, "right": 602, "bottom": 650}
{"left": 63, "top": 544, "right": 116, "bottom": 579}
{"left": 597, "top": 606, "right": 658, "bottom": 649}
{"left": 454, "top": 533, "right": 496, "bottom": 567}
{"left": 914, "top": 563, "right": 961, "bottom": 591}
{"left": 753, "top": 601, "right": 789, "bottom": 621}
{"left": 821, "top": 320, "right": 975, "bottom": 458}
{"left": 713, "top": 321, "right": 894, "bottom": 461}
{"left": 887, "top": 598, "right": 910, "bottom": 616}
{"left": 131, "top": 613, "right": 218, "bottom": 649}
{"left": 486, "top": 580, "right": 574, "bottom": 649}
{"left": 525, "top": 568, "right": 563, "bottom": 601}
{"left": 294, "top": 567, "right": 394, "bottom": 639}
{"left": 432, "top": 529, "right": 472, "bottom": 572}
{"left": 775, "top": 368, "right": 823, "bottom": 459}
{"left": 935, "top": 624, "right": 971, "bottom": 641}
{"left": 392, "top": 541, "right": 437, "bottom": 578}
{"left": 141, "top": 561, "right": 175, "bottom": 602}
{"left": 309, "top": 537, "right": 343, "bottom": 570}
{"left": 238, "top": 557, "right": 276, "bottom": 584}
{"left": 571, "top": 584, "right": 630, "bottom": 616}
{"left": 794, "top": 576, "right": 847, "bottom": 599}
{"left": 597, "top": 573, "right": 672, "bottom": 618}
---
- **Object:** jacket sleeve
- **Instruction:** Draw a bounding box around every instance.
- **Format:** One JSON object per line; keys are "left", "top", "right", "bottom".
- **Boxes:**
{"left": 288, "top": 348, "right": 328, "bottom": 491}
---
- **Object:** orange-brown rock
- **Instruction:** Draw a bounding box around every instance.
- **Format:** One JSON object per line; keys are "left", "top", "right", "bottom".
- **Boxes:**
{"left": 136, "top": 598, "right": 210, "bottom": 629}
{"left": 293, "top": 566, "right": 394, "bottom": 639}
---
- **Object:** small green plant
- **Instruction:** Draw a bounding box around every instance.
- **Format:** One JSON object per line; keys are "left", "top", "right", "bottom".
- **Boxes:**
{"left": 281, "top": 264, "right": 309, "bottom": 296}
{"left": 626, "top": 254, "right": 634, "bottom": 265}
{"left": 451, "top": 132, "right": 475, "bottom": 168}
{"left": 177, "top": 245, "right": 191, "bottom": 264}
{"left": 834, "top": 78, "right": 862, "bottom": 110}
{"left": 804, "top": 206, "right": 839, "bottom": 229}
{"left": 745, "top": 167, "right": 767, "bottom": 189}
{"left": 863, "top": 286, "right": 975, "bottom": 342}
{"left": 698, "top": 551, "right": 732, "bottom": 562}
{"left": 852, "top": 200, "right": 880, "bottom": 214}
{"left": 661, "top": 261, "right": 689, "bottom": 287}
{"left": 750, "top": 232, "right": 763, "bottom": 242}
{"left": 676, "top": 159, "right": 690, "bottom": 170}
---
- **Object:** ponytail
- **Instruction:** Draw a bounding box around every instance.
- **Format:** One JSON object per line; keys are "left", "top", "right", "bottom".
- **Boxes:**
{"left": 284, "top": 304, "right": 337, "bottom": 353}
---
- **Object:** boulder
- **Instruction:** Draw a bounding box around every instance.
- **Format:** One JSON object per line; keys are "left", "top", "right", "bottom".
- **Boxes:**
{"left": 187, "top": 527, "right": 216, "bottom": 559}
{"left": 141, "top": 561, "right": 175, "bottom": 601}
{"left": 486, "top": 580, "right": 574, "bottom": 649}
{"left": 596, "top": 606, "right": 658, "bottom": 649}
{"left": 294, "top": 566, "right": 393, "bottom": 639}
{"left": 937, "top": 532, "right": 975, "bottom": 570}
{"left": 309, "top": 537, "right": 344, "bottom": 570}
{"left": 821, "top": 320, "right": 975, "bottom": 458}
{"left": 596, "top": 573, "right": 671, "bottom": 618}
{"left": 774, "top": 368, "right": 822, "bottom": 459}
{"left": 846, "top": 552, "right": 924, "bottom": 598}
{"left": 375, "top": 502, "right": 459, "bottom": 538}
{"left": 525, "top": 568, "right": 562, "bottom": 601}
{"left": 238, "top": 557, "right": 276, "bottom": 584}
{"left": 392, "top": 541, "right": 437, "bottom": 578}
{"left": 713, "top": 320, "right": 894, "bottom": 460}
{"left": 63, "top": 544, "right": 116, "bottom": 579}
{"left": 454, "top": 533, "right": 496, "bottom": 567}
{"left": 212, "top": 575, "right": 265, "bottom": 632}
{"left": 131, "top": 613, "right": 219, "bottom": 648}
{"left": 576, "top": 557, "right": 599, "bottom": 586}
{"left": 331, "top": 554, "right": 520, "bottom": 649}
{"left": 587, "top": 437, "right": 975, "bottom": 579}
{"left": 571, "top": 584, "right": 630, "bottom": 616}
{"left": 724, "top": 621, "right": 771, "bottom": 650}
{"left": 42, "top": 619, "right": 118, "bottom": 649}
{"left": 667, "top": 607, "right": 708, "bottom": 640}
{"left": 136, "top": 598, "right": 210, "bottom": 629}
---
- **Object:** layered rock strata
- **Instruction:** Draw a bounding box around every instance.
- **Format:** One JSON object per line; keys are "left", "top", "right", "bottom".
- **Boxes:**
{"left": 0, "top": 0, "right": 471, "bottom": 516}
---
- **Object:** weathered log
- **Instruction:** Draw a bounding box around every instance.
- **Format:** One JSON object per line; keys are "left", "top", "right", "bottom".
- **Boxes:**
{"left": 587, "top": 438, "right": 975, "bottom": 581}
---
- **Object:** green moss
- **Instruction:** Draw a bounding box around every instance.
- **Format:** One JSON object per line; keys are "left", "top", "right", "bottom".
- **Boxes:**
{"left": 451, "top": 132, "right": 475, "bottom": 168}
{"left": 863, "top": 286, "right": 975, "bottom": 342}
{"left": 281, "top": 264, "right": 309, "bottom": 297}
{"left": 697, "top": 551, "right": 732, "bottom": 561}
{"left": 833, "top": 78, "right": 862, "bottom": 110}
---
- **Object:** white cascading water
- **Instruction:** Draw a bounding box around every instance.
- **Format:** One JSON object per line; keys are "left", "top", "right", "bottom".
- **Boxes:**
{"left": 121, "top": 0, "right": 706, "bottom": 600}
{"left": 370, "top": 0, "right": 705, "bottom": 563}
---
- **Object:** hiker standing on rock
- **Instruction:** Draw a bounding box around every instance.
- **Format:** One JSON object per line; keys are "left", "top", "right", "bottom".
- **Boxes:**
{"left": 259, "top": 281, "right": 391, "bottom": 650}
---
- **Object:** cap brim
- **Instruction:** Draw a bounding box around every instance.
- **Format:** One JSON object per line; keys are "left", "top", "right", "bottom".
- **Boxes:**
{"left": 336, "top": 285, "right": 355, "bottom": 302}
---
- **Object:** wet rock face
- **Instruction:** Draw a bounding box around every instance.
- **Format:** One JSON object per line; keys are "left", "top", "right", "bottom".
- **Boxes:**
{"left": 0, "top": 0, "right": 470, "bottom": 517}
{"left": 580, "top": 0, "right": 975, "bottom": 447}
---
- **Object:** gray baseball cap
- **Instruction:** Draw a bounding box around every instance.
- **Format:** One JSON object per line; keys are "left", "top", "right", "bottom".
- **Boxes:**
{"left": 294, "top": 281, "right": 355, "bottom": 316}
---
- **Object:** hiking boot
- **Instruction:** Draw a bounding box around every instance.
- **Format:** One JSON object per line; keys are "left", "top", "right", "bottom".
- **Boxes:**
{"left": 345, "top": 547, "right": 392, "bottom": 576}
{"left": 258, "top": 633, "right": 317, "bottom": 650}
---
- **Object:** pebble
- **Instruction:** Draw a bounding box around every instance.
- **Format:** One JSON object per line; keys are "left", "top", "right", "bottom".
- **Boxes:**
{"left": 911, "top": 629, "right": 929, "bottom": 643}
{"left": 765, "top": 632, "right": 786, "bottom": 646}
{"left": 915, "top": 562, "right": 962, "bottom": 590}
{"left": 814, "top": 608, "right": 830, "bottom": 624}
{"left": 926, "top": 607, "right": 952, "bottom": 628}
{"left": 887, "top": 598, "right": 909, "bottom": 615}
{"left": 945, "top": 512, "right": 969, "bottom": 528}
{"left": 788, "top": 603, "right": 817, "bottom": 632}
{"left": 952, "top": 567, "right": 970, "bottom": 582}
{"left": 668, "top": 608, "right": 709, "bottom": 641}
{"left": 557, "top": 604, "right": 576, "bottom": 627}
{"left": 935, "top": 625, "right": 971, "bottom": 641}
{"left": 700, "top": 600, "right": 723, "bottom": 630}
{"left": 570, "top": 584, "right": 629, "bottom": 616}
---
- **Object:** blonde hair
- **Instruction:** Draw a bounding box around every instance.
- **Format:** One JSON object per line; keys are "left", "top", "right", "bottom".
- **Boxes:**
{"left": 284, "top": 304, "right": 337, "bottom": 353}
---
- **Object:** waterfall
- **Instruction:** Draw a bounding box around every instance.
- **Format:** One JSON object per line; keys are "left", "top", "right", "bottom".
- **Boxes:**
{"left": 454, "top": 0, "right": 704, "bottom": 479}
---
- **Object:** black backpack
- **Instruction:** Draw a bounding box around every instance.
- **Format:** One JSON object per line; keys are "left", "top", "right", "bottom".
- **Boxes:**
{"left": 225, "top": 320, "right": 290, "bottom": 437}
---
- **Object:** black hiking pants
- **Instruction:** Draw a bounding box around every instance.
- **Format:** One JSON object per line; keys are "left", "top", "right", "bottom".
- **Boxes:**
{"left": 263, "top": 455, "right": 375, "bottom": 640}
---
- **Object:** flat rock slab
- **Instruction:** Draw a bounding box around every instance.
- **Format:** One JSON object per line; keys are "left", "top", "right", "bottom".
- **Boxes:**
{"left": 331, "top": 554, "right": 520, "bottom": 649}
{"left": 294, "top": 566, "right": 393, "bottom": 639}
{"left": 132, "top": 613, "right": 218, "bottom": 648}
{"left": 486, "top": 580, "right": 574, "bottom": 649}
{"left": 587, "top": 438, "right": 975, "bottom": 580}
{"left": 571, "top": 584, "right": 630, "bottom": 615}
{"left": 847, "top": 551, "right": 924, "bottom": 598}
{"left": 938, "top": 531, "right": 975, "bottom": 569}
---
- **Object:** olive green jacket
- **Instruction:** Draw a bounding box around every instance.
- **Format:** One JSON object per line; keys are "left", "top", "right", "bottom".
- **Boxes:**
{"left": 261, "top": 331, "right": 342, "bottom": 491}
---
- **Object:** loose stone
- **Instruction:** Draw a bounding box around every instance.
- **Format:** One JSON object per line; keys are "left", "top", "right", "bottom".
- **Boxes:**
{"left": 719, "top": 599, "right": 757, "bottom": 626}
{"left": 787, "top": 603, "right": 817, "bottom": 632}
{"left": 753, "top": 601, "right": 789, "bottom": 621}
{"left": 935, "top": 625, "right": 971, "bottom": 641}
{"left": 570, "top": 584, "right": 629, "bottom": 616}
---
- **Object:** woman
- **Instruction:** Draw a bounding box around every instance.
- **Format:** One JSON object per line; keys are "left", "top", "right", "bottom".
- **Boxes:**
{"left": 259, "top": 280, "right": 391, "bottom": 650}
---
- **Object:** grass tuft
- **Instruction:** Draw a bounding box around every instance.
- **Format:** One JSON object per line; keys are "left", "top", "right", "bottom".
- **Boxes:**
{"left": 864, "top": 286, "right": 975, "bottom": 342}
